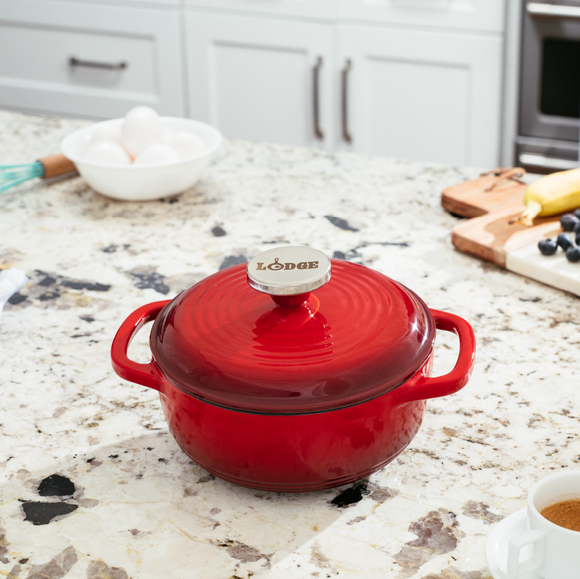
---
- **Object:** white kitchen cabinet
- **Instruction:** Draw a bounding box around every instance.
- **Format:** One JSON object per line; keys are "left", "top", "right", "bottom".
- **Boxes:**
{"left": 337, "top": 25, "right": 503, "bottom": 166}
{"left": 1, "top": 0, "right": 507, "bottom": 166}
{"left": 185, "top": 12, "right": 335, "bottom": 149}
{"left": 0, "top": 0, "right": 185, "bottom": 119}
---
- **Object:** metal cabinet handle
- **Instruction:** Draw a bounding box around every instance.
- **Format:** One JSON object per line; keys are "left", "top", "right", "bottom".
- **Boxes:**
{"left": 312, "top": 57, "right": 324, "bottom": 140}
{"left": 69, "top": 56, "right": 128, "bottom": 70}
{"left": 527, "top": 2, "right": 580, "bottom": 19}
{"left": 341, "top": 59, "right": 352, "bottom": 143}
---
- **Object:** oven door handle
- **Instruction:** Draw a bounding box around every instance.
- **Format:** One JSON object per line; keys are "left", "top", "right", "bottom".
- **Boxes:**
{"left": 527, "top": 2, "right": 580, "bottom": 20}
{"left": 518, "top": 153, "right": 579, "bottom": 171}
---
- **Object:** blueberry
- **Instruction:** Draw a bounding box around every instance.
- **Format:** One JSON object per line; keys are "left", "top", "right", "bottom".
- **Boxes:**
{"left": 560, "top": 214, "right": 580, "bottom": 231}
{"left": 574, "top": 209, "right": 580, "bottom": 220}
{"left": 557, "top": 233, "right": 573, "bottom": 251}
{"left": 538, "top": 238, "right": 558, "bottom": 256}
{"left": 576, "top": 231, "right": 580, "bottom": 245}
{"left": 566, "top": 246, "right": 580, "bottom": 263}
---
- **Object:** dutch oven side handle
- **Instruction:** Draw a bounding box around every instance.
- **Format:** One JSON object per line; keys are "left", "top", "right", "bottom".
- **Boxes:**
{"left": 394, "top": 309, "right": 476, "bottom": 405}
{"left": 110, "top": 300, "right": 171, "bottom": 392}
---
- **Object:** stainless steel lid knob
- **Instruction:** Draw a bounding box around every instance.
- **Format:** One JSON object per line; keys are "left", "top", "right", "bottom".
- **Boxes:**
{"left": 247, "top": 246, "right": 331, "bottom": 306}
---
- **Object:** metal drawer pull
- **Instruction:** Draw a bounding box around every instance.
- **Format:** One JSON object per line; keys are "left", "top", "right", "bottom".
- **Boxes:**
{"left": 341, "top": 59, "right": 352, "bottom": 144}
{"left": 69, "top": 56, "right": 128, "bottom": 70}
{"left": 527, "top": 3, "right": 580, "bottom": 20}
{"left": 312, "top": 57, "right": 324, "bottom": 140}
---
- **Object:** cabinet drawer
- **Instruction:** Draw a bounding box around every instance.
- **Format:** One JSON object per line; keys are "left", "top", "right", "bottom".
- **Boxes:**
{"left": 0, "top": 24, "right": 156, "bottom": 94}
{"left": 338, "top": 0, "right": 506, "bottom": 32}
{"left": 0, "top": 0, "right": 184, "bottom": 119}
{"left": 185, "top": 0, "right": 336, "bottom": 20}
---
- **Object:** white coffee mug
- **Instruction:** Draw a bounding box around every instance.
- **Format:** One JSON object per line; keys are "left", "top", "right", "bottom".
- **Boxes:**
{"left": 507, "top": 470, "right": 580, "bottom": 578}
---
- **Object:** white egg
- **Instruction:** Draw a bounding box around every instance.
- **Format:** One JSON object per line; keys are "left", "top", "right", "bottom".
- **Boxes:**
{"left": 84, "top": 141, "right": 132, "bottom": 165}
{"left": 165, "top": 132, "right": 205, "bottom": 159}
{"left": 162, "top": 126, "right": 173, "bottom": 144}
{"left": 91, "top": 124, "right": 122, "bottom": 145}
{"left": 120, "top": 106, "right": 164, "bottom": 157}
{"left": 133, "top": 143, "right": 180, "bottom": 166}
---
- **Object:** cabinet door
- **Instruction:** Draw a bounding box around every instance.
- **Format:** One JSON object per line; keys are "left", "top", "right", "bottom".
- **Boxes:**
{"left": 185, "top": 12, "right": 334, "bottom": 149}
{"left": 0, "top": 0, "right": 185, "bottom": 119}
{"left": 337, "top": 25, "right": 503, "bottom": 167}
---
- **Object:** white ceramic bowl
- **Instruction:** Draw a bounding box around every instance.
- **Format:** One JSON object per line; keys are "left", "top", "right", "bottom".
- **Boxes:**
{"left": 61, "top": 117, "right": 222, "bottom": 201}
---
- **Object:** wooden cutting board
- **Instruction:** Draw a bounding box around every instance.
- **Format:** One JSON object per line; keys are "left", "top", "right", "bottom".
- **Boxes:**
{"left": 442, "top": 168, "right": 580, "bottom": 297}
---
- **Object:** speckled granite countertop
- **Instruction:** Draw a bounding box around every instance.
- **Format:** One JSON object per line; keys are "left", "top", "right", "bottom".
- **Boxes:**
{"left": 0, "top": 110, "right": 579, "bottom": 579}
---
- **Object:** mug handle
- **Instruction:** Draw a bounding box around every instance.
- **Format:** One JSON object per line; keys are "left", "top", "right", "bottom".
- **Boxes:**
{"left": 110, "top": 300, "right": 171, "bottom": 392}
{"left": 394, "top": 310, "right": 476, "bottom": 404}
{"left": 507, "top": 529, "right": 544, "bottom": 577}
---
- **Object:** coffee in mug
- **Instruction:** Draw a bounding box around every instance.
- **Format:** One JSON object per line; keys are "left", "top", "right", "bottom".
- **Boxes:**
{"left": 540, "top": 499, "right": 580, "bottom": 532}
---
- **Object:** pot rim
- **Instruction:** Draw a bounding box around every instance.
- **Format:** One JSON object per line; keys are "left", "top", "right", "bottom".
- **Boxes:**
{"left": 155, "top": 354, "right": 432, "bottom": 416}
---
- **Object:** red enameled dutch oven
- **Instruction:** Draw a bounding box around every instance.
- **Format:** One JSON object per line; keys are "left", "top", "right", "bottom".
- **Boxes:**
{"left": 111, "top": 246, "right": 476, "bottom": 492}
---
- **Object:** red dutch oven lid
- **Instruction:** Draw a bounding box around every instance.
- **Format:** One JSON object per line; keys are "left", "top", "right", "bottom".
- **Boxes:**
{"left": 150, "top": 246, "right": 436, "bottom": 414}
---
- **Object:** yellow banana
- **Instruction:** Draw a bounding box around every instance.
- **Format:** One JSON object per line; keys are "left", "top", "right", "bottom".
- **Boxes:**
{"left": 519, "top": 168, "right": 580, "bottom": 225}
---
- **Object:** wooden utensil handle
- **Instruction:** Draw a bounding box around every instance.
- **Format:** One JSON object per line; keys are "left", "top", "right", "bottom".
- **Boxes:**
{"left": 38, "top": 154, "right": 76, "bottom": 179}
{"left": 484, "top": 167, "right": 526, "bottom": 192}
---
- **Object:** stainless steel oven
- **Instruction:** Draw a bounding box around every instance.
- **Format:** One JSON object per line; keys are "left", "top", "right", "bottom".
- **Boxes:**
{"left": 518, "top": 1, "right": 580, "bottom": 172}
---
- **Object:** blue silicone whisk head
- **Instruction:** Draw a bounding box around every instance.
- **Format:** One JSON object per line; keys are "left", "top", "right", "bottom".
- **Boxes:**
{"left": 0, "top": 161, "right": 45, "bottom": 193}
